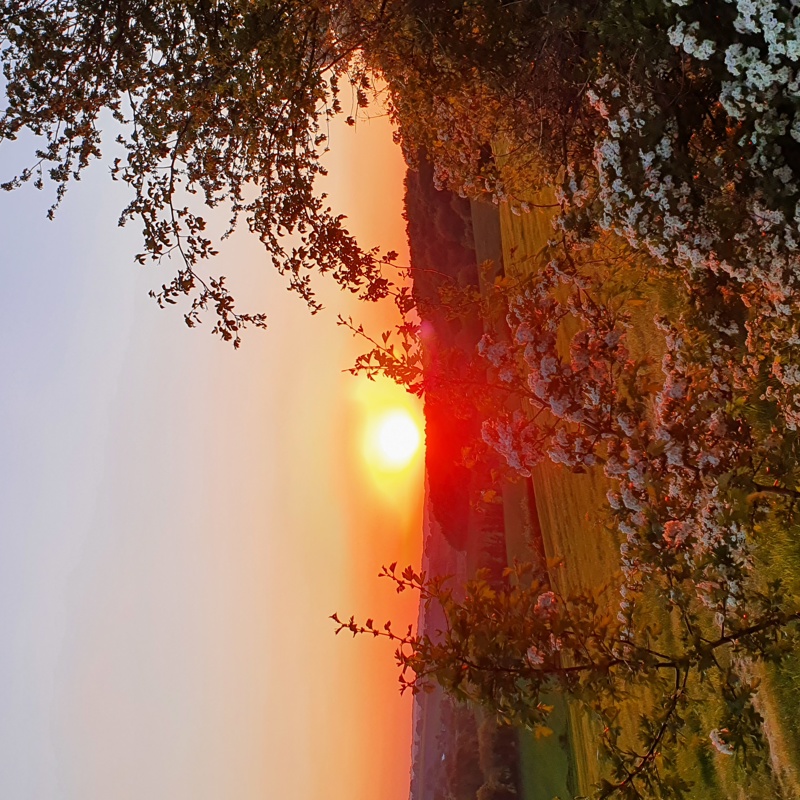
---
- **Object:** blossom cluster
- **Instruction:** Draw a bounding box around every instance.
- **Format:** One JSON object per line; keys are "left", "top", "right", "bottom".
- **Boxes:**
{"left": 476, "top": 259, "right": 781, "bottom": 634}
{"left": 480, "top": 261, "right": 641, "bottom": 472}
{"left": 548, "top": 1, "right": 800, "bottom": 446}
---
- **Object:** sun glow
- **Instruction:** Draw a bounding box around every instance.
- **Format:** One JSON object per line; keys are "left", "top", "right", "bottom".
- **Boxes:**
{"left": 374, "top": 410, "right": 421, "bottom": 469}
{"left": 354, "top": 378, "right": 424, "bottom": 483}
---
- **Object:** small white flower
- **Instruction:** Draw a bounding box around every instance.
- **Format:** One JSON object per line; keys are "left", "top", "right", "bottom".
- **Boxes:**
{"left": 535, "top": 591, "right": 558, "bottom": 618}
{"left": 709, "top": 728, "right": 735, "bottom": 756}
{"left": 526, "top": 645, "right": 545, "bottom": 666}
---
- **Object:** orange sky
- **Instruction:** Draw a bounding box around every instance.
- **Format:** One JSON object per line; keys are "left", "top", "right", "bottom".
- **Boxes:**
{"left": 197, "top": 107, "right": 424, "bottom": 799}
{"left": 307, "top": 109, "right": 423, "bottom": 800}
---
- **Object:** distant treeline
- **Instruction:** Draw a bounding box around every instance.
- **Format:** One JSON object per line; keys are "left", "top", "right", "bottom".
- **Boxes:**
{"left": 405, "top": 155, "right": 484, "bottom": 552}
{"left": 406, "top": 157, "right": 522, "bottom": 800}
{"left": 433, "top": 702, "right": 521, "bottom": 800}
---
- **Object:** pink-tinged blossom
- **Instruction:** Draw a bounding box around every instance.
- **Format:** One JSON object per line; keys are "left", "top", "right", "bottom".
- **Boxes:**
{"left": 481, "top": 411, "right": 544, "bottom": 476}
{"left": 478, "top": 335, "right": 512, "bottom": 369}
{"left": 539, "top": 354, "right": 559, "bottom": 378}
{"left": 535, "top": 591, "right": 558, "bottom": 618}
{"left": 526, "top": 645, "right": 545, "bottom": 666}
{"left": 549, "top": 395, "right": 571, "bottom": 417}
{"left": 663, "top": 520, "right": 689, "bottom": 548}
{"left": 620, "top": 484, "right": 644, "bottom": 513}
{"left": 515, "top": 322, "right": 536, "bottom": 344}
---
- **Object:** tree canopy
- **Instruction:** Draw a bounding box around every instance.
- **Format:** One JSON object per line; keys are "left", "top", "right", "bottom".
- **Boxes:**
{"left": 337, "top": 560, "right": 800, "bottom": 799}
{"left": 7, "top": 1, "right": 800, "bottom": 351}
{"left": 1, "top": 0, "right": 396, "bottom": 345}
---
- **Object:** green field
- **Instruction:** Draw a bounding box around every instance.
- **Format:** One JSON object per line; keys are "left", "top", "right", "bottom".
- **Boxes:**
{"left": 468, "top": 198, "right": 800, "bottom": 799}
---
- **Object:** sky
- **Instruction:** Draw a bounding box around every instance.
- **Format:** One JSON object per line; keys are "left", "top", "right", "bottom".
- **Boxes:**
{"left": 0, "top": 108, "right": 423, "bottom": 799}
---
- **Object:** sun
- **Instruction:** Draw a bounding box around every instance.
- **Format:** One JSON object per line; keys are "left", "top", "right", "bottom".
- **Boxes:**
{"left": 372, "top": 409, "right": 422, "bottom": 470}
{"left": 354, "top": 378, "right": 424, "bottom": 485}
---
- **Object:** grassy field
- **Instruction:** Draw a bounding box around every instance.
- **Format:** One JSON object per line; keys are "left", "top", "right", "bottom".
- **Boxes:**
{"left": 469, "top": 197, "right": 574, "bottom": 799}
{"left": 497, "top": 195, "right": 629, "bottom": 798}
{"left": 469, "top": 196, "right": 800, "bottom": 799}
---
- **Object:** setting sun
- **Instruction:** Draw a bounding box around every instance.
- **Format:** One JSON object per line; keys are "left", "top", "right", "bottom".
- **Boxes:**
{"left": 350, "top": 377, "right": 424, "bottom": 517}
{"left": 375, "top": 410, "right": 421, "bottom": 469}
